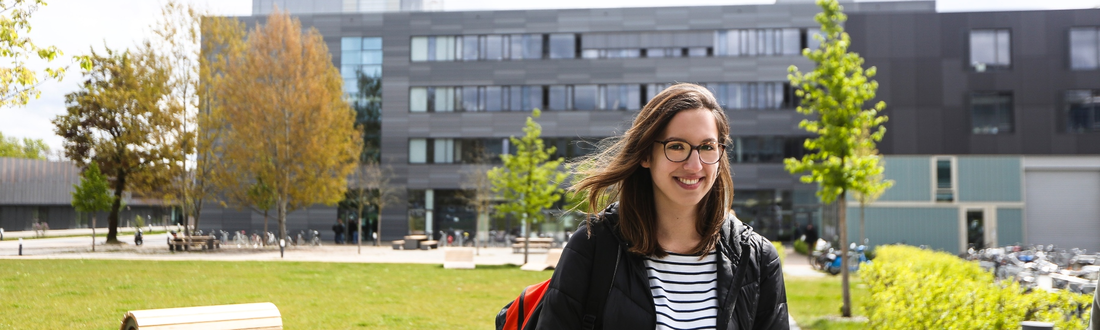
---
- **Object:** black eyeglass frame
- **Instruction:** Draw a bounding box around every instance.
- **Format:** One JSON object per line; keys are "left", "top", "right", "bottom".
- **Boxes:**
{"left": 654, "top": 139, "right": 727, "bottom": 165}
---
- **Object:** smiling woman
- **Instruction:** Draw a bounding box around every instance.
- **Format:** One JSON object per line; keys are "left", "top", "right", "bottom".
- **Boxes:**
{"left": 534, "top": 83, "right": 789, "bottom": 330}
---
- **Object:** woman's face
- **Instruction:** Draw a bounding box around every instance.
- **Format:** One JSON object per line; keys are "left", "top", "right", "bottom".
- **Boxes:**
{"left": 640, "top": 108, "right": 721, "bottom": 214}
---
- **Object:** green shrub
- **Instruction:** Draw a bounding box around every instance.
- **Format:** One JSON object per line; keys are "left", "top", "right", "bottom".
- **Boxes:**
{"left": 772, "top": 241, "right": 785, "bottom": 265}
{"left": 862, "top": 245, "right": 1092, "bottom": 330}
{"left": 793, "top": 239, "right": 809, "bottom": 255}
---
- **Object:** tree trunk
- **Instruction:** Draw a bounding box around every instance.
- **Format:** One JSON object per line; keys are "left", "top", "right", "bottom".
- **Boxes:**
{"left": 277, "top": 200, "right": 287, "bottom": 248}
{"left": 107, "top": 169, "right": 127, "bottom": 244}
{"left": 523, "top": 213, "right": 530, "bottom": 265}
{"left": 92, "top": 216, "right": 96, "bottom": 252}
{"left": 839, "top": 194, "right": 851, "bottom": 318}
{"left": 357, "top": 203, "right": 364, "bottom": 254}
{"left": 263, "top": 209, "right": 269, "bottom": 246}
{"left": 375, "top": 208, "right": 383, "bottom": 247}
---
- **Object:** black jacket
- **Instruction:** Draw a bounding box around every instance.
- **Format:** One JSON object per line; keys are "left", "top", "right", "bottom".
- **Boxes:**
{"left": 535, "top": 204, "right": 789, "bottom": 330}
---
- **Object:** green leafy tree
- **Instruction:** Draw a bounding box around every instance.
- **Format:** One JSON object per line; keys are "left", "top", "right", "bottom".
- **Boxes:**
{"left": 0, "top": 0, "right": 65, "bottom": 107}
{"left": 784, "top": 0, "right": 889, "bottom": 318}
{"left": 54, "top": 46, "right": 184, "bottom": 244}
{"left": 488, "top": 109, "right": 567, "bottom": 264}
{"left": 0, "top": 132, "right": 48, "bottom": 159}
{"left": 71, "top": 163, "right": 114, "bottom": 251}
{"left": 849, "top": 123, "right": 893, "bottom": 245}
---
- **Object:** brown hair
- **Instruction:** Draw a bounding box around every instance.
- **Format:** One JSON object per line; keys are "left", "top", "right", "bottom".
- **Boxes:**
{"left": 570, "top": 83, "right": 734, "bottom": 258}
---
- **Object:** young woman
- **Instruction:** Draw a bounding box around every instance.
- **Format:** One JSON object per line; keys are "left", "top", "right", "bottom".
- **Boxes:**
{"left": 536, "top": 83, "right": 789, "bottom": 330}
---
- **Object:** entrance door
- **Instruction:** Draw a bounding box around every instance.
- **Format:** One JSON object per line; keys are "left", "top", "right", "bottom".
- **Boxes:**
{"left": 960, "top": 207, "right": 997, "bottom": 252}
{"left": 966, "top": 209, "right": 985, "bottom": 250}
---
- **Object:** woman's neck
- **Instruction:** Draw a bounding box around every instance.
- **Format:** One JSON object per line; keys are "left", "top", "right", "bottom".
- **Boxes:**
{"left": 654, "top": 204, "right": 701, "bottom": 254}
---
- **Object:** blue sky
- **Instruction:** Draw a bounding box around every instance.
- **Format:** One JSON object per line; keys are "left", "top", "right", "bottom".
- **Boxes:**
{"left": 3, "top": 0, "right": 1098, "bottom": 157}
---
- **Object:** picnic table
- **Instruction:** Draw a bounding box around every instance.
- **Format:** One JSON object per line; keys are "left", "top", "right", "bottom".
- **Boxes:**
{"left": 167, "top": 235, "right": 220, "bottom": 251}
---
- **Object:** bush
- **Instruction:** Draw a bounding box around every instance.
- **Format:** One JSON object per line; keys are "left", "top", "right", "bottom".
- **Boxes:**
{"left": 793, "top": 239, "right": 809, "bottom": 255}
{"left": 862, "top": 245, "right": 1092, "bottom": 330}
{"left": 772, "top": 241, "right": 785, "bottom": 265}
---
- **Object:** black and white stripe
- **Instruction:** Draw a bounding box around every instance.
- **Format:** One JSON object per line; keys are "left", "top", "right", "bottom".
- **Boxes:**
{"left": 645, "top": 250, "right": 719, "bottom": 330}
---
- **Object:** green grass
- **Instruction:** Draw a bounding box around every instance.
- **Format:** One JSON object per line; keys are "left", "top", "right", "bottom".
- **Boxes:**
{"left": 786, "top": 275, "right": 870, "bottom": 330}
{"left": 0, "top": 259, "right": 550, "bottom": 329}
{"left": 1, "top": 259, "right": 869, "bottom": 329}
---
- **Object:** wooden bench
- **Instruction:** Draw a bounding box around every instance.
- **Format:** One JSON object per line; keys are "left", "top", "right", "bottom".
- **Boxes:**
{"left": 403, "top": 235, "right": 428, "bottom": 250}
{"left": 391, "top": 240, "right": 405, "bottom": 250}
{"left": 119, "top": 302, "right": 282, "bottom": 330}
{"left": 521, "top": 248, "right": 564, "bottom": 271}
{"left": 443, "top": 247, "right": 475, "bottom": 269}
{"left": 419, "top": 240, "right": 439, "bottom": 250}
{"left": 512, "top": 237, "right": 555, "bottom": 253}
{"left": 168, "top": 236, "right": 220, "bottom": 251}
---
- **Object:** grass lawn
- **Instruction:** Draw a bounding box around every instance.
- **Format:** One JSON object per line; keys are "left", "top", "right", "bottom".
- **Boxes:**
{"left": 2, "top": 259, "right": 869, "bottom": 329}
{"left": 786, "top": 275, "right": 870, "bottom": 330}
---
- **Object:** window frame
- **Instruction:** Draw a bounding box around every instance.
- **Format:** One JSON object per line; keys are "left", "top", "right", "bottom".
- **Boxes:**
{"left": 968, "top": 29, "right": 1012, "bottom": 72}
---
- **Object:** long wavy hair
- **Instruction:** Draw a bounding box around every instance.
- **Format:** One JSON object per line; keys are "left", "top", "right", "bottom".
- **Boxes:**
{"left": 570, "top": 83, "right": 734, "bottom": 258}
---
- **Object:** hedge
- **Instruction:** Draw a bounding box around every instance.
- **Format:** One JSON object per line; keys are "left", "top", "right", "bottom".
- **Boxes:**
{"left": 861, "top": 245, "right": 1092, "bottom": 330}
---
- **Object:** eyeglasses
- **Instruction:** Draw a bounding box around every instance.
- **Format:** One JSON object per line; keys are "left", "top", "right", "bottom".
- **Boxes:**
{"left": 654, "top": 139, "right": 725, "bottom": 165}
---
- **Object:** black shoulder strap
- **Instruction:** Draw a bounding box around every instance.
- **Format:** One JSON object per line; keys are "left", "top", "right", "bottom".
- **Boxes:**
{"left": 581, "top": 221, "right": 621, "bottom": 330}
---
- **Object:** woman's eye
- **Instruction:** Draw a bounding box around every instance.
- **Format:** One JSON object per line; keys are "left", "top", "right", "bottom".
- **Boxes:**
{"left": 667, "top": 143, "right": 686, "bottom": 150}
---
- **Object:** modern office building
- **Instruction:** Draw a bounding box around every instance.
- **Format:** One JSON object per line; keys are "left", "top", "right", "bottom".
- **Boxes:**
{"left": 3, "top": 0, "right": 1097, "bottom": 254}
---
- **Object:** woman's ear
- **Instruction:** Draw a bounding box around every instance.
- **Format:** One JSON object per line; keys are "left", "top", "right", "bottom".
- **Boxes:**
{"left": 641, "top": 154, "right": 651, "bottom": 169}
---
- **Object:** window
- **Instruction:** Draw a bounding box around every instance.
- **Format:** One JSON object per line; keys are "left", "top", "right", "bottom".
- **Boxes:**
{"left": 409, "top": 139, "right": 427, "bottom": 163}
{"left": 725, "top": 136, "right": 809, "bottom": 164}
{"left": 1066, "top": 90, "right": 1100, "bottom": 133}
{"left": 935, "top": 158, "right": 955, "bottom": 202}
{"left": 971, "top": 91, "right": 1014, "bottom": 134}
{"left": 434, "top": 139, "right": 455, "bottom": 164}
{"left": 1070, "top": 27, "right": 1100, "bottom": 70}
{"left": 548, "top": 34, "right": 576, "bottom": 59}
{"left": 548, "top": 85, "right": 570, "bottom": 110}
{"left": 342, "top": 37, "right": 383, "bottom": 95}
{"left": 969, "top": 29, "right": 1011, "bottom": 71}
{"left": 573, "top": 85, "right": 598, "bottom": 110}
{"left": 715, "top": 28, "right": 802, "bottom": 57}
{"left": 409, "top": 87, "right": 428, "bottom": 112}
{"left": 710, "top": 82, "right": 794, "bottom": 110}
{"left": 601, "top": 84, "right": 641, "bottom": 110}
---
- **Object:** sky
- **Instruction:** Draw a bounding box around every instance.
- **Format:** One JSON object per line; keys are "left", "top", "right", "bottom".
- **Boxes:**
{"left": 2, "top": 0, "right": 1099, "bottom": 159}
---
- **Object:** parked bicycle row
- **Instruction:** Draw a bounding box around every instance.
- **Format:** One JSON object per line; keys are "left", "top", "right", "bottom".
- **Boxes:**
{"left": 965, "top": 244, "right": 1099, "bottom": 294}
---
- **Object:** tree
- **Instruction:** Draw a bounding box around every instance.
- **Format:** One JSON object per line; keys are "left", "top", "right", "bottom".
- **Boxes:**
{"left": 459, "top": 149, "right": 497, "bottom": 253}
{"left": 215, "top": 10, "right": 360, "bottom": 244}
{"left": 71, "top": 163, "right": 114, "bottom": 251}
{"left": 0, "top": 0, "right": 65, "bottom": 107}
{"left": 344, "top": 156, "right": 402, "bottom": 251}
{"left": 784, "top": 0, "right": 889, "bottom": 318}
{"left": 54, "top": 46, "right": 184, "bottom": 244}
{"left": 149, "top": 2, "right": 240, "bottom": 235}
{"left": 488, "top": 109, "right": 567, "bottom": 264}
{"left": 0, "top": 132, "right": 48, "bottom": 159}
{"left": 849, "top": 123, "right": 893, "bottom": 246}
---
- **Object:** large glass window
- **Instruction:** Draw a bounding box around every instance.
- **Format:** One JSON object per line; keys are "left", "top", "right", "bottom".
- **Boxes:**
{"left": 548, "top": 85, "right": 570, "bottom": 110}
{"left": 969, "top": 29, "right": 1011, "bottom": 71}
{"left": 409, "top": 87, "right": 428, "bottom": 112}
{"left": 601, "top": 84, "right": 641, "bottom": 110}
{"left": 716, "top": 28, "right": 801, "bottom": 57}
{"left": 1070, "top": 27, "right": 1100, "bottom": 70}
{"left": 1066, "top": 90, "right": 1100, "bottom": 133}
{"left": 935, "top": 158, "right": 954, "bottom": 202}
{"left": 549, "top": 34, "right": 576, "bottom": 59}
{"left": 485, "top": 86, "right": 503, "bottom": 112}
{"left": 726, "top": 136, "right": 809, "bottom": 164}
{"left": 971, "top": 91, "right": 1014, "bottom": 134}
{"left": 434, "top": 87, "right": 455, "bottom": 112}
{"left": 710, "top": 82, "right": 794, "bottom": 110}
{"left": 409, "top": 139, "right": 427, "bottom": 163}
{"left": 573, "top": 85, "right": 598, "bottom": 110}
{"left": 462, "top": 35, "right": 479, "bottom": 61}
{"left": 461, "top": 87, "right": 480, "bottom": 112}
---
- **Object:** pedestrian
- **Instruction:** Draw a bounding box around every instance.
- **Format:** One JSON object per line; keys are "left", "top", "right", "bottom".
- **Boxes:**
{"left": 536, "top": 83, "right": 789, "bottom": 329}
{"left": 348, "top": 218, "right": 359, "bottom": 244}
{"left": 804, "top": 223, "right": 818, "bottom": 247}
{"left": 332, "top": 219, "right": 345, "bottom": 244}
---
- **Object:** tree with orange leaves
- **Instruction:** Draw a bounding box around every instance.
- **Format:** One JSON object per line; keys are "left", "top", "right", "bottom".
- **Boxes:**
{"left": 214, "top": 10, "right": 360, "bottom": 242}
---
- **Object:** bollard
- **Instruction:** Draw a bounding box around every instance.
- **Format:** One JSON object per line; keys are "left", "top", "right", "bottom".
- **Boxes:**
{"left": 279, "top": 239, "right": 285, "bottom": 258}
{"left": 1021, "top": 321, "right": 1054, "bottom": 330}
{"left": 18, "top": 238, "right": 23, "bottom": 256}
{"left": 1, "top": 227, "right": 4, "bottom": 240}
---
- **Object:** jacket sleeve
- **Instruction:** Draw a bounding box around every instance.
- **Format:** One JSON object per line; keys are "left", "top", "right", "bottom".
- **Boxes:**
{"left": 753, "top": 239, "right": 790, "bottom": 330}
{"left": 534, "top": 222, "right": 599, "bottom": 330}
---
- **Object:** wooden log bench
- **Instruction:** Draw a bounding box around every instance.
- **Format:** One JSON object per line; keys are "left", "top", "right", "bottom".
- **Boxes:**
{"left": 443, "top": 247, "right": 475, "bottom": 269}
{"left": 521, "top": 248, "right": 564, "bottom": 271}
{"left": 512, "top": 237, "right": 555, "bottom": 253}
{"left": 119, "top": 302, "right": 282, "bottom": 330}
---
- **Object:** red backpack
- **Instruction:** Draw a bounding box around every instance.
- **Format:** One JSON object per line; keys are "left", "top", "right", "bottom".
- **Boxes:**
{"left": 495, "top": 233, "right": 620, "bottom": 330}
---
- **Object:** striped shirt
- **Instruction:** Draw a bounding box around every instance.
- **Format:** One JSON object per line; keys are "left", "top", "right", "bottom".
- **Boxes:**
{"left": 644, "top": 250, "right": 719, "bottom": 330}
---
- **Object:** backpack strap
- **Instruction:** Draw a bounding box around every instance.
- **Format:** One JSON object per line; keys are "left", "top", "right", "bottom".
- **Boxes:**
{"left": 580, "top": 221, "right": 621, "bottom": 330}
